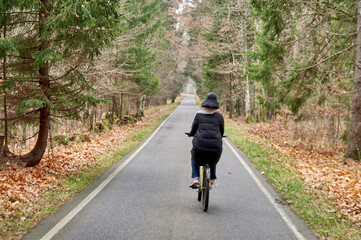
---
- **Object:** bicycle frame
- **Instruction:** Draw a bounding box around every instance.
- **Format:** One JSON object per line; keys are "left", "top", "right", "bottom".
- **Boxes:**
{"left": 199, "top": 165, "right": 211, "bottom": 191}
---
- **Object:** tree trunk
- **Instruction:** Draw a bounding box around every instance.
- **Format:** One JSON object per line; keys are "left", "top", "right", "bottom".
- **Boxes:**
{"left": 2, "top": 24, "right": 9, "bottom": 154}
{"left": 245, "top": 72, "right": 250, "bottom": 117}
{"left": 243, "top": 21, "right": 251, "bottom": 120}
{"left": 139, "top": 95, "right": 146, "bottom": 118}
{"left": 345, "top": 0, "right": 361, "bottom": 160}
{"left": 21, "top": 0, "right": 51, "bottom": 167}
{"left": 0, "top": 135, "right": 4, "bottom": 150}
{"left": 119, "top": 92, "right": 123, "bottom": 123}
{"left": 229, "top": 72, "right": 233, "bottom": 119}
{"left": 247, "top": 83, "right": 255, "bottom": 122}
{"left": 114, "top": 95, "right": 120, "bottom": 118}
{"left": 235, "top": 98, "right": 241, "bottom": 116}
{"left": 136, "top": 96, "right": 141, "bottom": 119}
{"left": 90, "top": 108, "right": 96, "bottom": 130}
{"left": 21, "top": 104, "right": 50, "bottom": 167}
{"left": 110, "top": 95, "right": 116, "bottom": 125}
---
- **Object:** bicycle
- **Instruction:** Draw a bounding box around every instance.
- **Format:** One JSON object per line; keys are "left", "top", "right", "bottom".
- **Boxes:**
{"left": 185, "top": 132, "right": 212, "bottom": 212}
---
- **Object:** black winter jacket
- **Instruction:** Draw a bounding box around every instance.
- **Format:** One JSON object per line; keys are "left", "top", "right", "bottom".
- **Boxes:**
{"left": 189, "top": 110, "right": 224, "bottom": 166}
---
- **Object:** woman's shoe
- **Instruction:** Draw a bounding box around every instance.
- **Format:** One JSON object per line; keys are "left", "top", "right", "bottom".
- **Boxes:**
{"left": 211, "top": 179, "right": 217, "bottom": 189}
{"left": 189, "top": 177, "right": 200, "bottom": 188}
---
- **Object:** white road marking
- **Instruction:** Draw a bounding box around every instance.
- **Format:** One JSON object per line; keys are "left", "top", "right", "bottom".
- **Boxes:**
{"left": 40, "top": 108, "right": 178, "bottom": 240}
{"left": 224, "top": 139, "right": 306, "bottom": 240}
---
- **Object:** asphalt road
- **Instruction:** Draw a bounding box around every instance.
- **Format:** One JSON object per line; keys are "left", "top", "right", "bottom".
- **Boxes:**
{"left": 24, "top": 95, "right": 317, "bottom": 240}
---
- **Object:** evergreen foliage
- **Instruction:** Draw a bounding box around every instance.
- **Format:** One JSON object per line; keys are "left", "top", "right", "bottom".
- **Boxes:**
{"left": 187, "top": 0, "right": 359, "bottom": 158}
{"left": 0, "top": 0, "right": 121, "bottom": 164}
{"left": 248, "top": 0, "right": 288, "bottom": 114}
{"left": 115, "top": 0, "right": 171, "bottom": 95}
{"left": 1, "top": 0, "right": 120, "bottom": 120}
{"left": 278, "top": 0, "right": 356, "bottom": 114}
{"left": 1, "top": 0, "right": 359, "bottom": 162}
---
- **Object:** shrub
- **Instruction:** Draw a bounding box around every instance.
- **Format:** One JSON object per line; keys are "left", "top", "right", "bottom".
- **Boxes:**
{"left": 53, "top": 135, "right": 69, "bottom": 145}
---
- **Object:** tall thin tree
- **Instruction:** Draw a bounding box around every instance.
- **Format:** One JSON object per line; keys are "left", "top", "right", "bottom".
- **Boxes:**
{"left": 345, "top": 0, "right": 361, "bottom": 160}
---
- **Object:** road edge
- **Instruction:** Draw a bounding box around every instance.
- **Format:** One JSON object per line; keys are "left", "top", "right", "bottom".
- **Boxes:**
{"left": 23, "top": 106, "right": 180, "bottom": 240}
{"left": 224, "top": 138, "right": 318, "bottom": 240}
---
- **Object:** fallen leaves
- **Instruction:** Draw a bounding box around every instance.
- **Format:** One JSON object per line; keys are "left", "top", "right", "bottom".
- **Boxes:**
{"left": 232, "top": 118, "right": 361, "bottom": 226}
{"left": 0, "top": 122, "right": 142, "bottom": 229}
{"left": 0, "top": 104, "right": 171, "bottom": 239}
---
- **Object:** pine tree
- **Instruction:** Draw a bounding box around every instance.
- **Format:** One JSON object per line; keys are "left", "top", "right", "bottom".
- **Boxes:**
{"left": 199, "top": 0, "right": 251, "bottom": 118}
{"left": 279, "top": 0, "right": 355, "bottom": 115}
{"left": 248, "top": 0, "right": 288, "bottom": 119}
{"left": 0, "top": 0, "right": 120, "bottom": 166}
{"left": 116, "top": 0, "right": 169, "bottom": 95}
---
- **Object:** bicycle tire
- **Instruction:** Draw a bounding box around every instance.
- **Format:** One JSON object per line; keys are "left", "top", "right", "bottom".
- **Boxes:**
{"left": 202, "top": 165, "right": 210, "bottom": 212}
{"left": 198, "top": 166, "right": 203, "bottom": 201}
{"left": 202, "top": 178, "right": 209, "bottom": 212}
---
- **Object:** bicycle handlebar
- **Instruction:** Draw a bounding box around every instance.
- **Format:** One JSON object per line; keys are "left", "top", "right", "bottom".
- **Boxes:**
{"left": 185, "top": 132, "right": 226, "bottom": 138}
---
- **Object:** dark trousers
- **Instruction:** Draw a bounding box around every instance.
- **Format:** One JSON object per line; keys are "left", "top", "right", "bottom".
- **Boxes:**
{"left": 191, "top": 159, "right": 217, "bottom": 180}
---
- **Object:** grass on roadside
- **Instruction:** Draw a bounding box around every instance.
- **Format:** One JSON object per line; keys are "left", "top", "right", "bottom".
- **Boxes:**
{"left": 225, "top": 120, "right": 360, "bottom": 240}
{"left": 3, "top": 102, "right": 179, "bottom": 240}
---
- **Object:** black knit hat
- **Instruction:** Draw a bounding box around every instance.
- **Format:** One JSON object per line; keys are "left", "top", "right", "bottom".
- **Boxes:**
{"left": 201, "top": 92, "right": 219, "bottom": 109}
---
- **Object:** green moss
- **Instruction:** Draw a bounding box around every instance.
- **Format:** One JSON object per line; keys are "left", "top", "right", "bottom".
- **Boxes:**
{"left": 344, "top": 150, "right": 361, "bottom": 161}
{"left": 95, "top": 119, "right": 111, "bottom": 133}
{"left": 69, "top": 134, "right": 91, "bottom": 142}
{"left": 53, "top": 135, "right": 69, "bottom": 145}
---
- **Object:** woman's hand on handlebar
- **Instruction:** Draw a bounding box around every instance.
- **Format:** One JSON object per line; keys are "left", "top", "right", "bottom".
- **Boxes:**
{"left": 186, "top": 132, "right": 225, "bottom": 137}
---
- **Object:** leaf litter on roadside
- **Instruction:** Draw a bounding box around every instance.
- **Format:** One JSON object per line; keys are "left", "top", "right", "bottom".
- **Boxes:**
{"left": 231, "top": 118, "right": 361, "bottom": 227}
{"left": 0, "top": 108, "right": 166, "bottom": 229}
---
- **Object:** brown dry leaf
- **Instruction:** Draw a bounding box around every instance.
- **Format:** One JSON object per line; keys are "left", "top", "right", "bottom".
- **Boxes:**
{"left": 0, "top": 120, "right": 142, "bottom": 227}
{"left": 0, "top": 105, "right": 174, "bottom": 237}
{"left": 231, "top": 117, "right": 361, "bottom": 225}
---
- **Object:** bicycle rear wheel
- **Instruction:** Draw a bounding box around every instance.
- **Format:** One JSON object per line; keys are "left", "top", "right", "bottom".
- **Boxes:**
{"left": 198, "top": 166, "right": 203, "bottom": 201}
{"left": 202, "top": 165, "right": 210, "bottom": 212}
{"left": 202, "top": 178, "right": 209, "bottom": 212}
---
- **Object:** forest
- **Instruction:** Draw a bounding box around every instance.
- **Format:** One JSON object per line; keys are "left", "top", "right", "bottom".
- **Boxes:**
{"left": 0, "top": 0, "right": 189, "bottom": 166}
{"left": 0, "top": 0, "right": 360, "bottom": 239}
{"left": 1, "top": 0, "right": 360, "bottom": 164}
{"left": 187, "top": 0, "right": 360, "bottom": 161}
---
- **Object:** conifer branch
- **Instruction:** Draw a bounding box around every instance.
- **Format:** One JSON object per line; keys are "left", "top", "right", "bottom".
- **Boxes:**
{"left": 288, "top": 44, "right": 356, "bottom": 72}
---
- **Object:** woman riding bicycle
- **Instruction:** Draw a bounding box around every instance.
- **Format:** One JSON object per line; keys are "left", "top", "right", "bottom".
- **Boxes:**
{"left": 187, "top": 92, "right": 224, "bottom": 189}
